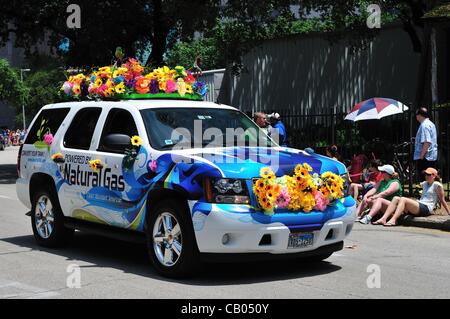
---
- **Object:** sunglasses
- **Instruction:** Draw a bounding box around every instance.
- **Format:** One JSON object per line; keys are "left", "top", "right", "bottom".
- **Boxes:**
{"left": 424, "top": 173, "right": 434, "bottom": 176}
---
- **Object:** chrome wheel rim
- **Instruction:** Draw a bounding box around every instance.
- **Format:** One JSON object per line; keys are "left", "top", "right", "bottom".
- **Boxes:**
{"left": 35, "top": 195, "right": 55, "bottom": 239}
{"left": 152, "top": 212, "right": 182, "bottom": 267}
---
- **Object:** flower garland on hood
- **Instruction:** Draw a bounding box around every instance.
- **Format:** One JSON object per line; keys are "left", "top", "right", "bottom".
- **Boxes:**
{"left": 61, "top": 58, "right": 208, "bottom": 100}
{"left": 253, "top": 164, "right": 345, "bottom": 215}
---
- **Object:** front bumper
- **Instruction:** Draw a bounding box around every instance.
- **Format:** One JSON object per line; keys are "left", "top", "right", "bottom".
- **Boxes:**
{"left": 189, "top": 198, "right": 356, "bottom": 254}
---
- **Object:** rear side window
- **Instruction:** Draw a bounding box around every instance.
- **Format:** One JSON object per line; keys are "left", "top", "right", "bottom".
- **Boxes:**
{"left": 64, "top": 108, "right": 102, "bottom": 150}
{"left": 25, "top": 108, "right": 70, "bottom": 144}
{"left": 98, "top": 108, "right": 138, "bottom": 152}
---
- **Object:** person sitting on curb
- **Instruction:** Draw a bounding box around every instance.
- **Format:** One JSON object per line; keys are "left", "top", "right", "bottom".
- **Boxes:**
{"left": 356, "top": 165, "right": 403, "bottom": 224}
{"left": 349, "top": 159, "right": 383, "bottom": 204}
{"left": 372, "top": 168, "right": 450, "bottom": 226}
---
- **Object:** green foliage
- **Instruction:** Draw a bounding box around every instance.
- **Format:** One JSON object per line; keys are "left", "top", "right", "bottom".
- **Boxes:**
{"left": 165, "top": 37, "right": 224, "bottom": 70}
{"left": 0, "top": 0, "right": 219, "bottom": 67}
{"left": 0, "top": 59, "right": 28, "bottom": 107}
{"left": 21, "top": 69, "right": 66, "bottom": 125}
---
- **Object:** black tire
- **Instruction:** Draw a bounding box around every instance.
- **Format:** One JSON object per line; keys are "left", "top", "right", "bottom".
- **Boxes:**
{"left": 146, "top": 199, "right": 201, "bottom": 278}
{"left": 31, "top": 188, "right": 73, "bottom": 248}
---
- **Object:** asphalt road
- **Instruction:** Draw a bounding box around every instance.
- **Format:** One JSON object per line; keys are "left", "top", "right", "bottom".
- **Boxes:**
{"left": 1, "top": 146, "right": 450, "bottom": 299}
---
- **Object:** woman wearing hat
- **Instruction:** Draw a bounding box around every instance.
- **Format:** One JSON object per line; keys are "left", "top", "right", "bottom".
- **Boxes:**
{"left": 356, "top": 164, "right": 403, "bottom": 224}
{"left": 372, "top": 168, "right": 450, "bottom": 226}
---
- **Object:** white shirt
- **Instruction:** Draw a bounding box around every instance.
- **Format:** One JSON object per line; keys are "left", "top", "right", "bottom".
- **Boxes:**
{"left": 418, "top": 181, "right": 442, "bottom": 212}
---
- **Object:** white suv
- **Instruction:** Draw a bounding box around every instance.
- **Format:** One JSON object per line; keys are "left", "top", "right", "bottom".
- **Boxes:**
{"left": 17, "top": 99, "right": 356, "bottom": 277}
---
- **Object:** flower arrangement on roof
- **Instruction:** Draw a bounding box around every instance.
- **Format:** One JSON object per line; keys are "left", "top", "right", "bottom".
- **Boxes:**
{"left": 253, "top": 164, "right": 345, "bottom": 216}
{"left": 61, "top": 56, "right": 208, "bottom": 101}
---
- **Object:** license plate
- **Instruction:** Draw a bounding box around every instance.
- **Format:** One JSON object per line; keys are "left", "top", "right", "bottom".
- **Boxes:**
{"left": 288, "top": 232, "right": 314, "bottom": 249}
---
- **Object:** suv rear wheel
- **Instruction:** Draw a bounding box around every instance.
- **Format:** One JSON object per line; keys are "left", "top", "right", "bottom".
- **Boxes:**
{"left": 31, "top": 189, "right": 73, "bottom": 247}
{"left": 146, "top": 199, "right": 201, "bottom": 278}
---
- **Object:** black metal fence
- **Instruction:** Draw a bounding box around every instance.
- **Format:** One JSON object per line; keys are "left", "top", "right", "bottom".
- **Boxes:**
{"left": 282, "top": 108, "right": 450, "bottom": 199}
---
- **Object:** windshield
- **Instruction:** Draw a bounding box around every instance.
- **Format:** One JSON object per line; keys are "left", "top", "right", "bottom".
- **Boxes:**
{"left": 140, "top": 107, "right": 275, "bottom": 150}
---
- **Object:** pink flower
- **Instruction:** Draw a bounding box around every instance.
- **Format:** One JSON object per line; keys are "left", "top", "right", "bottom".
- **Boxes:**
{"left": 275, "top": 187, "right": 291, "bottom": 209}
{"left": 313, "top": 191, "right": 329, "bottom": 211}
{"left": 43, "top": 133, "right": 53, "bottom": 146}
{"left": 165, "top": 79, "right": 177, "bottom": 93}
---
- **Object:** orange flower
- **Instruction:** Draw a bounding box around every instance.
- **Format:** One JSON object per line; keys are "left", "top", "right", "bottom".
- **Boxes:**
{"left": 273, "top": 183, "right": 282, "bottom": 195}
{"left": 135, "top": 77, "right": 150, "bottom": 94}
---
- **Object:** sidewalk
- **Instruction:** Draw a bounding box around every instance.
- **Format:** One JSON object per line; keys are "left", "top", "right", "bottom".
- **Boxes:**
{"left": 402, "top": 206, "right": 450, "bottom": 232}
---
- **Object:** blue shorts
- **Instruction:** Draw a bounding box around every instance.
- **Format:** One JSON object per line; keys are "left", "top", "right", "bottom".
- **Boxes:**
{"left": 418, "top": 203, "right": 431, "bottom": 217}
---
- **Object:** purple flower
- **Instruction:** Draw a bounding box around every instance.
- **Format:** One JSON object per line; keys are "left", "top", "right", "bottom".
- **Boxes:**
{"left": 62, "top": 82, "right": 73, "bottom": 95}
{"left": 150, "top": 79, "right": 159, "bottom": 94}
{"left": 125, "top": 79, "right": 136, "bottom": 89}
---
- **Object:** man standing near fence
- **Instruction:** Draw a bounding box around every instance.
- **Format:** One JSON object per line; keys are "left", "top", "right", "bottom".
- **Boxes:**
{"left": 414, "top": 107, "right": 438, "bottom": 175}
{"left": 253, "top": 112, "right": 270, "bottom": 134}
{"left": 268, "top": 113, "right": 288, "bottom": 147}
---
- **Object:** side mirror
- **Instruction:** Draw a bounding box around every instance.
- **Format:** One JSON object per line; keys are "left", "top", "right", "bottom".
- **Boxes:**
{"left": 100, "top": 134, "right": 131, "bottom": 153}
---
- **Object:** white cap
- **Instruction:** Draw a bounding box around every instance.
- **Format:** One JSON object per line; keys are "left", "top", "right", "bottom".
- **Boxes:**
{"left": 269, "top": 113, "right": 280, "bottom": 120}
{"left": 378, "top": 165, "right": 395, "bottom": 176}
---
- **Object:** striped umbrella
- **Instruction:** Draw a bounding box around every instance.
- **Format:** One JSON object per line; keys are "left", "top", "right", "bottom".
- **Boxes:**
{"left": 345, "top": 97, "right": 409, "bottom": 122}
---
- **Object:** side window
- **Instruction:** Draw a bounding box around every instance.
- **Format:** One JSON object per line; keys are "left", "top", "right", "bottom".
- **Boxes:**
{"left": 64, "top": 108, "right": 102, "bottom": 150}
{"left": 98, "top": 108, "right": 138, "bottom": 153}
{"left": 25, "top": 108, "right": 70, "bottom": 144}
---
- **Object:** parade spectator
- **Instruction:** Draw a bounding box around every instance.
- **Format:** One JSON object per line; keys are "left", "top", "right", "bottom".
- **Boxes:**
{"left": 326, "top": 145, "right": 342, "bottom": 162}
{"left": 19, "top": 129, "right": 27, "bottom": 144}
{"left": 347, "top": 152, "right": 368, "bottom": 183}
{"left": 349, "top": 159, "right": 383, "bottom": 202}
{"left": 372, "top": 168, "right": 450, "bottom": 226}
{"left": 414, "top": 107, "right": 438, "bottom": 173}
{"left": 253, "top": 112, "right": 269, "bottom": 134}
{"left": 1, "top": 129, "right": 7, "bottom": 146}
{"left": 357, "top": 165, "right": 403, "bottom": 223}
{"left": 268, "top": 112, "right": 287, "bottom": 147}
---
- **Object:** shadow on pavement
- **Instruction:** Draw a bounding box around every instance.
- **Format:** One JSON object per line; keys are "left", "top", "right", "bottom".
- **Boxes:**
{"left": 1, "top": 232, "right": 342, "bottom": 285}
{"left": 0, "top": 164, "right": 17, "bottom": 184}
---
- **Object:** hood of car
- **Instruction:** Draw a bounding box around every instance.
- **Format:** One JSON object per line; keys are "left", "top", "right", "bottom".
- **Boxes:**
{"left": 167, "top": 147, "right": 346, "bottom": 179}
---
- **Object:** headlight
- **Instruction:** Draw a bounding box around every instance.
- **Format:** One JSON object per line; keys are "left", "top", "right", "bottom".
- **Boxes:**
{"left": 214, "top": 179, "right": 244, "bottom": 194}
{"left": 341, "top": 173, "right": 351, "bottom": 197}
{"left": 204, "top": 178, "right": 250, "bottom": 204}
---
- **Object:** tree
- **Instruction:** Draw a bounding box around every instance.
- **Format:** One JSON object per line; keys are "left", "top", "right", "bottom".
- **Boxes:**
{"left": 165, "top": 37, "right": 224, "bottom": 70}
{"left": 0, "top": 0, "right": 220, "bottom": 67}
{"left": 21, "top": 69, "right": 66, "bottom": 126}
{"left": 0, "top": 59, "right": 28, "bottom": 107}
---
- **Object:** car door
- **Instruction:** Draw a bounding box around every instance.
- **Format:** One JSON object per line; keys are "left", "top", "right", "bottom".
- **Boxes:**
{"left": 93, "top": 107, "right": 149, "bottom": 229}
{"left": 59, "top": 107, "right": 104, "bottom": 222}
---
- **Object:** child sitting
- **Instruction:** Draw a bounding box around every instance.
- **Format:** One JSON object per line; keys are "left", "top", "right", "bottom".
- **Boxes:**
{"left": 349, "top": 159, "right": 383, "bottom": 203}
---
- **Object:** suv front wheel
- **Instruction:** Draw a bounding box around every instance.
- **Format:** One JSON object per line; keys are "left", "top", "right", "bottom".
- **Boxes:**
{"left": 146, "top": 199, "right": 201, "bottom": 278}
{"left": 31, "top": 189, "right": 73, "bottom": 247}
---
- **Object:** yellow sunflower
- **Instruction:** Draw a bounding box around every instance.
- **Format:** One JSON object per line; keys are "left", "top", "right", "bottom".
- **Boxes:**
{"left": 104, "top": 87, "right": 115, "bottom": 97}
{"left": 72, "top": 85, "right": 81, "bottom": 95}
{"left": 260, "top": 167, "right": 275, "bottom": 179}
{"left": 254, "top": 179, "right": 266, "bottom": 192}
{"left": 89, "top": 159, "right": 103, "bottom": 171}
{"left": 115, "top": 82, "right": 125, "bottom": 94}
{"left": 131, "top": 135, "right": 142, "bottom": 147}
{"left": 95, "top": 78, "right": 103, "bottom": 87}
{"left": 51, "top": 153, "right": 63, "bottom": 161}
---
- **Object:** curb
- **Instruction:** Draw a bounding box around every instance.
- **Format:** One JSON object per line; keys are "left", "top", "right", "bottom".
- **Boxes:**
{"left": 402, "top": 215, "right": 450, "bottom": 232}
